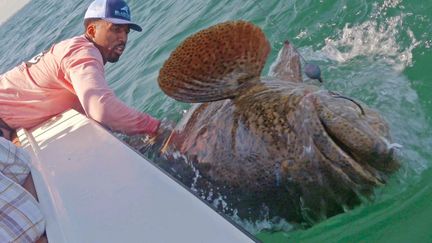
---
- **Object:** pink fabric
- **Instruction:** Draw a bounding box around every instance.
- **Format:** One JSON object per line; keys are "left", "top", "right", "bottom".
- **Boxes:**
{"left": 0, "top": 35, "right": 159, "bottom": 135}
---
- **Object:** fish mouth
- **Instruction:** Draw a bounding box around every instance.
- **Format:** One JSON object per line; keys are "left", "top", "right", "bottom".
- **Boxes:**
{"left": 317, "top": 118, "right": 387, "bottom": 186}
{"left": 320, "top": 119, "right": 359, "bottom": 163}
{"left": 315, "top": 94, "right": 401, "bottom": 187}
{"left": 313, "top": 91, "right": 401, "bottom": 186}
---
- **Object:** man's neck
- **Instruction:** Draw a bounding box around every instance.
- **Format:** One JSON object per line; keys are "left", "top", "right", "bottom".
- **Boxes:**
{"left": 84, "top": 34, "right": 107, "bottom": 65}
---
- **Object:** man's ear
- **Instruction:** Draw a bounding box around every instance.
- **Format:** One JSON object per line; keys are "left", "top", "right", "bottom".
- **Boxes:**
{"left": 86, "top": 23, "right": 97, "bottom": 39}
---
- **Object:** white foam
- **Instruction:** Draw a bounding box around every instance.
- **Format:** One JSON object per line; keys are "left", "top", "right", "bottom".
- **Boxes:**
{"left": 322, "top": 15, "right": 419, "bottom": 72}
{"left": 371, "top": 0, "right": 403, "bottom": 19}
{"left": 319, "top": 0, "right": 420, "bottom": 72}
{"left": 425, "top": 40, "right": 431, "bottom": 49}
{"left": 231, "top": 211, "right": 294, "bottom": 234}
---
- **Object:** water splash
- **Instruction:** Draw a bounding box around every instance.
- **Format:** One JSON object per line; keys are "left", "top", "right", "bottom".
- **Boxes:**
{"left": 232, "top": 215, "right": 294, "bottom": 235}
{"left": 371, "top": 0, "right": 403, "bottom": 19}
{"left": 425, "top": 40, "right": 432, "bottom": 49}
{"left": 322, "top": 15, "right": 419, "bottom": 72}
{"left": 321, "top": 0, "right": 420, "bottom": 72}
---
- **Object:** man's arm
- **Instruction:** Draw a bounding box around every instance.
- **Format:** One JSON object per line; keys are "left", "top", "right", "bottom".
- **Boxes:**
{"left": 65, "top": 54, "right": 160, "bottom": 135}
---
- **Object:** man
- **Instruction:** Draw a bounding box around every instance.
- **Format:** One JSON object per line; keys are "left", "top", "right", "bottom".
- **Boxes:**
{"left": 0, "top": 0, "right": 161, "bottom": 141}
{"left": 1, "top": 1, "right": 162, "bottom": 242}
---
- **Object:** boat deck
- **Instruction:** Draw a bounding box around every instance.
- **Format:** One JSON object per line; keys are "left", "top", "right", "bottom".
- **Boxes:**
{"left": 18, "top": 109, "right": 256, "bottom": 243}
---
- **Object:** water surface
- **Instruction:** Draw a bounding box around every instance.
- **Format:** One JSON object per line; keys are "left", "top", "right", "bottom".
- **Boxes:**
{"left": 1, "top": 0, "right": 431, "bottom": 242}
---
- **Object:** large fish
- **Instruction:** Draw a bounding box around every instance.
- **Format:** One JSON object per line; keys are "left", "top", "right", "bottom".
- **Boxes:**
{"left": 148, "top": 21, "right": 400, "bottom": 224}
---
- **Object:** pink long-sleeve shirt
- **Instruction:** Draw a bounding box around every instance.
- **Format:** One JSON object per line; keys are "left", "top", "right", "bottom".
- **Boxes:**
{"left": 0, "top": 35, "right": 160, "bottom": 135}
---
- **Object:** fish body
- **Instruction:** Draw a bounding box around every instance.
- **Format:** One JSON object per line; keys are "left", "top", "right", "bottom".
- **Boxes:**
{"left": 154, "top": 21, "right": 399, "bottom": 223}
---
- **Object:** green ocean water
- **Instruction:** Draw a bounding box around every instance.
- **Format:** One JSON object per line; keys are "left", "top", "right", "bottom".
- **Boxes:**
{"left": 1, "top": 0, "right": 431, "bottom": 242}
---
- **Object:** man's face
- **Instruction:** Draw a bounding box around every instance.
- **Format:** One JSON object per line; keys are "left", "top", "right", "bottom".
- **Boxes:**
{"left": 91, "top": 20, "right": 130, "bottom": 63}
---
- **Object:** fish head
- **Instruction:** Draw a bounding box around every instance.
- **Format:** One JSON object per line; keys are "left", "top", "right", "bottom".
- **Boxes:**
{"left": 311, "top": 90, "right": 400, "bottom": 174}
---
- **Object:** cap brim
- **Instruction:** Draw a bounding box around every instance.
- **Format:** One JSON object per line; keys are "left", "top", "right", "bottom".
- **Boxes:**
{"left": 103, "top": 17, "right": 142, "bottom": 32}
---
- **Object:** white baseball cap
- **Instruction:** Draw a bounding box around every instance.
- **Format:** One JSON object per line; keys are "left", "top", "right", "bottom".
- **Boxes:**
{"left": 84, "top": 0, "right": 142, "bottom": 32}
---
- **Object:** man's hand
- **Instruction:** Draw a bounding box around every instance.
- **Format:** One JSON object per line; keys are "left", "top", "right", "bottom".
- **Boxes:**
{"left": 142, "top": 119, "right": 176, "bottom": 154}
{"left": 148, "top": 119, "right": 175, "bottom": 144}
{"left": 124, "top": 119, "right": 176, "bottom": 155}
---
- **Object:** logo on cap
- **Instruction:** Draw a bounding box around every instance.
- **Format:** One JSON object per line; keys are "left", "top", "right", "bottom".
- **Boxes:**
{"left": 114, "top": 6, "right": 130, "bottom": 19}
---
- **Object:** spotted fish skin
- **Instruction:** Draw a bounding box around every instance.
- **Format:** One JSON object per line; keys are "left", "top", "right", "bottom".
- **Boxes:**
{"left": 158, "top": 21, "right": 270, "bottom": 103}
{"left": 155, "top": 21, "right": 400, "bottom": 224}
{"left": 163, "top": 78, "right": 397, "bottom": 223}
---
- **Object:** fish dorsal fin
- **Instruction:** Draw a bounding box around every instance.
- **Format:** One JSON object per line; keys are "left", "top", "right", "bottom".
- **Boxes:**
{"left": 158, "top": 20, "right": 270, "bottom": 103}
{"left": 268, "top": 41, "right": 302, "bottom": 82}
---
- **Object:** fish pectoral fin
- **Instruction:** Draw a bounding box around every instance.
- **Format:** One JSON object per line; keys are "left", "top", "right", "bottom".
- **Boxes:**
{"left": 158, "top": 21, "right": 270, "bottom": 103}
